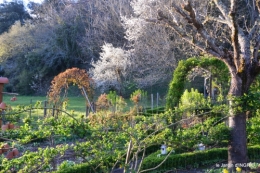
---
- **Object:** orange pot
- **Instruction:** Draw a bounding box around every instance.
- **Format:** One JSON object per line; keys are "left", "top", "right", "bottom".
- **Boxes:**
{"left": 12, "top": 148, "right": 19, "bottom": 157}
{"left": 0, "top": 77, "right": 9, "bottom": 84}
{"left": 6, "top": 151, "right": 13, "bottom": 159}
{"left": 8, "top": 123, "right": 14, "bottom": 129}
{"left": 1, "top": 124, "right": 8, "bottom": 131}
{"left": 0, "top": 102, "right": 6, "bottom": 110}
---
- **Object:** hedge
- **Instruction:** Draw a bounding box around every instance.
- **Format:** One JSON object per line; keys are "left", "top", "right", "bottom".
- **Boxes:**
{"left": 54, "top": 145, "right": 260, "bottom": 173}
{"left": 140, "top": 145, "right": 260, "bottom": 171}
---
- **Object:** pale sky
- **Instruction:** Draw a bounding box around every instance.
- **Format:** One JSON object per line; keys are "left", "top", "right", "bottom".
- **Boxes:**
{"left": 0, "top": 0, "right": 44, "bottom": 6}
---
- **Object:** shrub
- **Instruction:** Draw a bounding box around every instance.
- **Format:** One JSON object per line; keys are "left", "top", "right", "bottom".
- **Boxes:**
{"left": 140, "top": 145, "right": 260, "bottom": 171}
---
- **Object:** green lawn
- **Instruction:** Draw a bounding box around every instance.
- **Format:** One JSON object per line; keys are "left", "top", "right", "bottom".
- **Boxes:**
{"left": 2, "top": 95, "right": 87, "bottom": 116}
{"left": 1, "top": 94, "right": 165, "bottom": 118}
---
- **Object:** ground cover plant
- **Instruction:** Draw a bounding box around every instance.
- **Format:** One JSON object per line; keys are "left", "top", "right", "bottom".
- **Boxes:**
{"left": 0, "top": 61, "right": 260, "bottom": 173}
{"left": 0, "top": 89, "right": 260, "bottom": 173}
{"left": 1, "top": 63, "right": 260, "bottom": 173}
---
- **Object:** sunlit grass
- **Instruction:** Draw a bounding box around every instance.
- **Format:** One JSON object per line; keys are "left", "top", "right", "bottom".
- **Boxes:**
{"left": 2, "top": 95, "right": 87, "bottom": 118}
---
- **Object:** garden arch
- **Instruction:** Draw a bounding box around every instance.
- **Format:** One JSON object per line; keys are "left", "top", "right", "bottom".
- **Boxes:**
{"left": 166, "top": 57, "right": 229, "bottom": 110}
{"left": 48, "top": 67, "right": 94, "bottom": 112}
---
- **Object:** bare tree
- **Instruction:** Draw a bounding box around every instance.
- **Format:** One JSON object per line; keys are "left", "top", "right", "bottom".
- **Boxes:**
{"left": 123, "top": 0, "right": 200, "bottom": 88}
{"left": 77, "top": 0, "right": 132, "bottom": 62}
{"left": 129, "top": 0, "right": 260, "bottom": 170}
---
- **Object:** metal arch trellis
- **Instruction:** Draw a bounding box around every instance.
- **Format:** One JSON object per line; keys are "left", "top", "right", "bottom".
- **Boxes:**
{"left": 47, "top": 68, "right": 95, "bottom": 115}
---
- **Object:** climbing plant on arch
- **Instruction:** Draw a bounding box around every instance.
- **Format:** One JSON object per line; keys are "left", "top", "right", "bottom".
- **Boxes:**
{"left": 166, "top": 56, "right": 229, "bottom": 110}
{"left": 48, "top": 68, "right": 94, "bottom": 110}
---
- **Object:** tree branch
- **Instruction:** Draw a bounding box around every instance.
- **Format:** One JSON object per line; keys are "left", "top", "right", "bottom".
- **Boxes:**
{"left": 138, "top": 149, "right": 174, "bottom": 173}
{"left": 213, "top": 0, "right": 232, "bottom": 26}
{"left": 229, "top": 0, "right": 240, "bottom": 71}
{"left": 147, "top": 17, "right": 220, "bottom": 58}
{"left": 205, "top": 16, "right": 229, "bottom": 25}
{"left": 249, "top": 18, "right": 260, "bottom": 39}
{"left": 253, "top": 35, "right": 260, "bottom": 61}
{"left": 171, "top": 1, "right": 225, "bottom": 57}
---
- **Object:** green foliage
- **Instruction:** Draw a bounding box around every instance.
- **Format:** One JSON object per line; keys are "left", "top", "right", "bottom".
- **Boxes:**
{"left": 54, "top": 162, "right": 99, "bottom": 173}
{"left": 179, "top": 88, "right": 210, "bottom": 115}
{"left": 166, "top": 56, "right": 229, "bottom": 110}
{"left": 141, "top": 145, "right": 260, "bottom": 171}
{"left": 167, "top": 117, "right": 230, "bottom": 152}
{"left": 225, "top": 92, "right": 260, "bottom": 115}
{"left": 3, "top": 94, "right": 260, "bottom": 173}
{"left": 141, "top": 148, "right": 227, "bottom": 171}
{"left": 0, "top": 1, "right": 31, "bottom": 34}
{"left": 57, "top": 160, "right": 76, "bottom": 170}
{"left": 107, "top": 91, "right": 127, "bottom": 112}
{"left": 247, "top": 115, "right": 260, "bottom": 145}
{"left": 0, "top": 145, "right": 69, "bottom": 173}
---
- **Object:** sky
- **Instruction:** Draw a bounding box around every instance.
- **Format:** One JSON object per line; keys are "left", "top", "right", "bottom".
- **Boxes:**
{"left": 0, "top": 0, "right": 44, "bottom": 6}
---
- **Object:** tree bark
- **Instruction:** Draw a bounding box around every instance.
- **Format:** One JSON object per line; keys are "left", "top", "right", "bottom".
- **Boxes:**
{"left": 228, "top": 113, "right": 248, "bottom": 170}
{"left": 227, "top": 74, "right": 249, "bottom": 171}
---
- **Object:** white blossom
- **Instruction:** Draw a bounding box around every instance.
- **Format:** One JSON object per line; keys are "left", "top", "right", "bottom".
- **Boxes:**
{"left": 90, "top": 43, "right": 130, "bottom": 92}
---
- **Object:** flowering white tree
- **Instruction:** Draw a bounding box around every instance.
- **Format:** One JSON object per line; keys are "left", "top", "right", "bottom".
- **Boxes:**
{"left": 90, "top": 43, "right": 130, "bottom": 93}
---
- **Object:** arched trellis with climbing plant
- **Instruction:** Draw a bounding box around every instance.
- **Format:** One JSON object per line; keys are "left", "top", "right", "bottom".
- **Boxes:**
{"left": 48, "top": 67, "right": 94, "bottom": 114}
{"left": 166, "top": 56, "right": 230, "bottom": 110}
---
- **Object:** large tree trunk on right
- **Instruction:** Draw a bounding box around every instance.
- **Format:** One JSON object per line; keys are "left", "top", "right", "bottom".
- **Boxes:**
{"left": 228, "top": 112, "right": 248, "bottom": 171}
{"left": 227, "top": 74, "right": 249, "bottom": 171}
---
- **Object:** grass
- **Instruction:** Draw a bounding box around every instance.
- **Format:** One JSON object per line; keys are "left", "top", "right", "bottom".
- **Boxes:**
{"left": 2, "top": 94, "right": 166, "bottom": 119}
{"left": 2, "top": 95, "right": 88, "bottom": 118}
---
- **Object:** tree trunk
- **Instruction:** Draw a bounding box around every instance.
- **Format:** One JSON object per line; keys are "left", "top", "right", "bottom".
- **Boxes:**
{"left": 228, "top": 74, "right": 248, "bottom": 171}
{"left": 228, "top": 113, "right": 248, "bottom": 170}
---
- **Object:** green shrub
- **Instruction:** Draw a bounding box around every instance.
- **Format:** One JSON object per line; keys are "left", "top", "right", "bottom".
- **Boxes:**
{"left": 141, "top": 148, "right": 227, "bottom": 171}
{"left": 166, "top": 57, "right": 229, "bottom": 110}
{"left": 140, "top": 145, "right": 260, "bottom": 171}
{"left": 54, "top": 162, "right": 95, "bottom": 173}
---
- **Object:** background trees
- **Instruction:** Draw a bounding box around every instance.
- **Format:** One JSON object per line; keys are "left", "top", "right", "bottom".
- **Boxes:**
{"left": 0, "top": 1, "right": 31, "bottom": 34}
{"left": 0, "top": 0, "right": 189, "bottom": 95}
{"left": 0, "top": 0, "right": 132, "bottom": 95}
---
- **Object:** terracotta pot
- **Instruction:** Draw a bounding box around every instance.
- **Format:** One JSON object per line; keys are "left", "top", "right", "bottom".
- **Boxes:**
{"left": 0, "top": 119, "right": 2, "bottom": 127}
{"left": 12, "top": 148, "right": 19, "bottom": 157}
{"left": 0, "top": 77, "right": 9, "bottom": 84}
{"left": 6, "top": 151, "right": 13, "bottom": 159}
{"left": 1, "top": 124, "right": 8, "bottom": 131}
{"left": 8, "top": 123, "right": 14, "bottom": 129}
{"left": 2, "top": 143, "right": 9, "bottom": 153}
{"left": 0, "top": 102, "right": 6, "bottom": 110}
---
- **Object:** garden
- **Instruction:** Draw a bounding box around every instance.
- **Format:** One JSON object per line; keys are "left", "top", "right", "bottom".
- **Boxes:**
{"left": 0, "top": 64, "right": 259, "bottom": 173}
{"left": 1, "top": 0, "right": 260, "bottom": 172}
